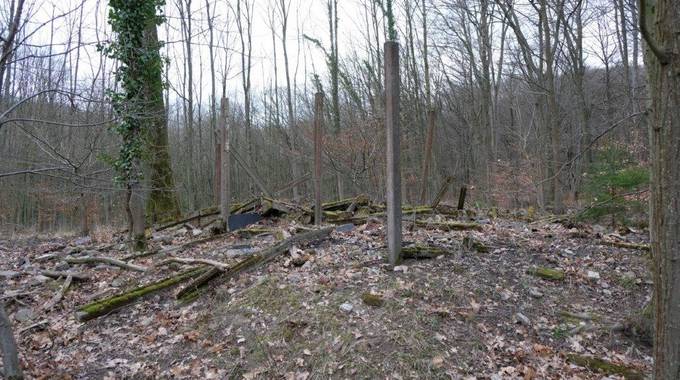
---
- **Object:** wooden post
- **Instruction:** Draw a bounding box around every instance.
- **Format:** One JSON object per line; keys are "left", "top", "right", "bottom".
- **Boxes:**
{"left": 220, "top": 97, "right": 230, "bottom": 231}
{"left": 384, "top": 41, "right": 402, "bottom": 266}
{"left": 213, "top": 130, "right": 221, "bottom": 206}
{"left": 457, "top": 186, "right": 467, "bottom": 210}
{"left": 314, "top": 92, "right": 324, "bottom": 225}
{"left": 419, "top": 109, "right": 436, "bottom": 204}
{"left": 130, "top": 178, "right": 146, "bottom": 252}
{"left": 0, "top": 303, "right": 23, "bottom": 380}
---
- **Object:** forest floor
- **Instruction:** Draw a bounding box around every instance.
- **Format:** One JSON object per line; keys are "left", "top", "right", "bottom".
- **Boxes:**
{"left": 0, "top": 208, "right": 653, "bottom": 379}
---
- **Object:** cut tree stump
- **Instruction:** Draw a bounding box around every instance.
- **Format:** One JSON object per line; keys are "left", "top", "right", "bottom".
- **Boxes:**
{"left": 176, "top": 226, "right": 335, "bottom": 300}
{"left": 75, "top": 266, "right": 209, "bottom": 321}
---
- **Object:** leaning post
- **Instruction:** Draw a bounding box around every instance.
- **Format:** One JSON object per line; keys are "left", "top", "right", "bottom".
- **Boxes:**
{"left": 384, "top": 40, "right": 402, "bottom": 265}
{"left": 314, "top": 92, "right": 324, "bottom": 225}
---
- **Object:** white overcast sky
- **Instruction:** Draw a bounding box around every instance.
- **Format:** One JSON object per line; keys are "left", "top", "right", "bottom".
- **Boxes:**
{"left": 16, "top": 0, "right": 628, "bottom": 107}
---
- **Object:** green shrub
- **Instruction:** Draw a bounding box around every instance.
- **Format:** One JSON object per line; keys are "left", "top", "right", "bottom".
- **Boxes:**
{"left": 579, "top": 146, "right": 649, "bottom": 225}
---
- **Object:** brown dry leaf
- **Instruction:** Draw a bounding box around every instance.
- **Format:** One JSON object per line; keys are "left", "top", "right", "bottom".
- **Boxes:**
{"left": 431, "top": 355, "right": 444, "bottom": 368}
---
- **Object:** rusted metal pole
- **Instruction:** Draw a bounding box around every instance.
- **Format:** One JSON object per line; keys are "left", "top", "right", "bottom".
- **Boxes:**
{"left": 314, "top": 92, "right": 324, "bottom": 225}
{"left": 384, "top": 41, "right": 402, "bottom": 265}
{"left": 220, "top": 97, "right": 230, "bottom": 231}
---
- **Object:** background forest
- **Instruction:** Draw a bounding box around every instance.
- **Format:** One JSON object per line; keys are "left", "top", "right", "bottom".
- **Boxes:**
{"left": 0, "top": 0, "right": 649, "bottom": 234}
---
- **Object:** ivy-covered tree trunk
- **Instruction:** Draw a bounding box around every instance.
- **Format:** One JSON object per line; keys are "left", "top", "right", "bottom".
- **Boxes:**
{"left": 142, "top": 22, "right": 181, "bottom": 224}
{"left": 642, "top": 0, "right": 680, "bottom": 377}
{"left": 103, "top": 0, "right": 178, "bottom": 249}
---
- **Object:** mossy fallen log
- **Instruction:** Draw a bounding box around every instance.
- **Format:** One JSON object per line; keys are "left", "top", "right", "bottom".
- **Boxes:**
{"left": 566, "top": 354, "right": 643, "bottom": 380}
{"left": 75, "top": 266, "right": 208, "bottom": 321}
{"left": 526, "top": 267, "right": 565, "bottom": 281}
{"left": 402, "top": 205, "right": 435, "bottom": 215}
{"left": 176, "top": 226, "right": 335, "bottom": 300}
{"left": 463, "top": 236, "right": 490, "bottom": 253}
{"left": 600, "top": 240, "right": 650, "bottom": 251}
{"left": 321, "top": 195, "right": 370, "bottom": 212}
{"left": 361, "top": 292, "right": 384, "bottom": 307}
{"left": 155, "top": 199, "right": 259, "bottom": 232}
{"left": 415, "top": 220, "right": 482, "bottom": 231}
{"left": 323, "top": 210, "right": 354, "bottom": 222}
{"left": 401, "top": 245, "right": 449, "bottom": 259}
{"left": 236, "top": 227, "right": 280, "bottom": 238}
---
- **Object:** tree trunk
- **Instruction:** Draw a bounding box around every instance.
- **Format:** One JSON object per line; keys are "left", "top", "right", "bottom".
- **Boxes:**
{"left": 642, "top": 0, "right": 680, "bottom": 377}
{"left": 143, "top": 19, "right": 181, "bottom": 223}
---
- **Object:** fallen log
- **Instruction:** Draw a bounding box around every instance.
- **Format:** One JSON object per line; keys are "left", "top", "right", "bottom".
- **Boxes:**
{"left": 527, "top": 267, "right": 565, "bottom": 281}
{"left": 430, "top": 176, "right": 454, "bottom": 209}
{"left": 0, "top": 303, "right": 23, "bottom": 380}
{"left": 75, "top": 266, "right": 208, "bottom": 321}
{"left": 346, "top": 195, "right": 369, "bottom": 213}
{"left": 402, "top": 245, "right": 449, "bottom": 259}
{"left": 65, "top": 256, "right": 147, "bottom": 272}
{"left": 320, "top": 195, "right": 369, "bottom": 212}
{"left": 155, "top": 199, "right": 259, "bottom": 232}
{"left": 600, "top": 240, "right": 650, "bottom": 251}
{"left": 414, "top": 220, "right": 482, "bottom": 231}
{"left": 176, "top": 226, "right": 335, "bottom": 300}
{"left": 566, "top": 354, "right": 643, "bottom": 380}
{"left": 42, "top": 275, "right": 72, "bottom": 311}
{"left": 159, "top": 257, "right": 230, "bottom": 270}
{"left": 41, "top": 270, "right": 91, "bottom": 282}
{"left": 274, "top": 174, "right": 311, "bottom": 197}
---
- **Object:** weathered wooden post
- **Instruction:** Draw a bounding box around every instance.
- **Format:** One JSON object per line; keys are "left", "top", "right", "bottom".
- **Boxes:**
{"left": 219, "top": 97, "right": 230, "bottom": 232}
{"left": 385, "top": 40, "right": 401, "bottom": 265}
{"left": 457, "top": 186, "right": 467, "bottom": 210}
{"left": 130, "top": 177, "right": 146, "bottom": 251}
{"left": 314, "top": 92, "right": 324, "bottom": 225}
{"left": 0, "top": 303, "right": 23, "bottom": 380}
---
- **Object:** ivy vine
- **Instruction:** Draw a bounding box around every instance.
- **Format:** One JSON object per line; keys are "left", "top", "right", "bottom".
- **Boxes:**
{"left": 99, "top": 0, "right": 167, "bottom": 184}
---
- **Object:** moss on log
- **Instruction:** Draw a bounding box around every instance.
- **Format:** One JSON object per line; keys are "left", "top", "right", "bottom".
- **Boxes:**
{"left": 176, "top": 226, "right": 335, "bottom": 300}
{"left": 237, "top": 227, "right": 278, "bottom": 237}
{"left": 566, "top": 354, "right": 643, "bottom": 380}
{"left": 401, "top": 245, "right": 449, "bottom": 259}
{"left": 75, "top": 266, "right": 208, "bottom": 321}
{"left": 463, "top": 236, "right": 489, "bottom": 253}
{"left": 321, "top": 195, "right": 369, "bottom": 212}
{"left": 527, "top": 267, "right": 565, "bottom": 281}
{"left": 415, "top": 220, "right": 482, "bottom": 231}
{"left": 361, "top": 292, "right": 384, "bottom": 307}
{"left": 155, "top": 198, "right": 259, "bottom": 232}
{"left": 402, "top": 205, "right": 434, "bottom": 214}
{"left": 600, "top": 240, "right": 650, "bottom": 251}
